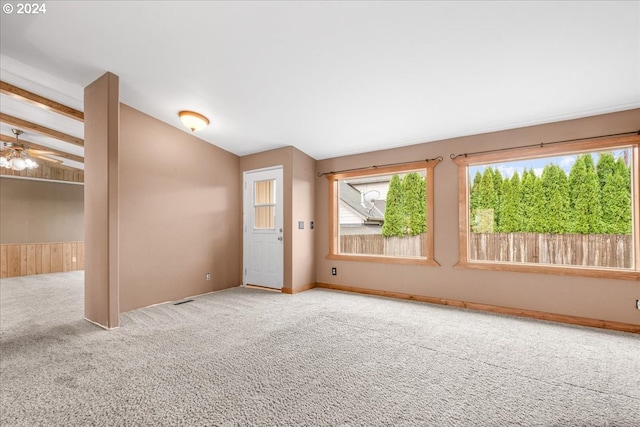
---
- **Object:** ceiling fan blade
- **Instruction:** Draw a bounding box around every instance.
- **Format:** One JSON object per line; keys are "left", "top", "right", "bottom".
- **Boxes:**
{"left": 30, "top": 154, "right": 62, "bottom": 164}
{"left": 27, "top": 149, "right": 56, "bottom": 155}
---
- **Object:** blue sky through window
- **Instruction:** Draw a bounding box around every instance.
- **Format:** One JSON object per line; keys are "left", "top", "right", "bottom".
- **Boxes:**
{"left": 469, "top": 148, "right": 631, "bottom": 179}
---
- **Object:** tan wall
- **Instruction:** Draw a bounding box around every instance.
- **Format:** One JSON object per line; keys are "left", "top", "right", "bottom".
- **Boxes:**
{"left": 315, "top": 109, "right": 640, "bottom": 325}
{"left": 0, "top": 178, "right": 84, "bottom": 244}
{"left": 118, "top": 104, "right": 242, "bottom": 312}
{"left": 84, "top": 72, "right": 119, "bottom": 328}
{"left": 239, "top": 146, "right": 316, "bottom": 291}
{"left": 291, "top": 147, "right": 316, "bottom": 291}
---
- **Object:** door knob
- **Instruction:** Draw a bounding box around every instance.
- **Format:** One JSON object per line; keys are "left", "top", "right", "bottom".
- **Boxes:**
{"left": 278, "top": 236, "right": 283, "bottom": 241}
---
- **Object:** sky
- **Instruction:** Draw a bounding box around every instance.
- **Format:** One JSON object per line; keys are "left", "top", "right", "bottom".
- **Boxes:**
{"left": 469, "top": 149, "right": 631, "bottom": 179}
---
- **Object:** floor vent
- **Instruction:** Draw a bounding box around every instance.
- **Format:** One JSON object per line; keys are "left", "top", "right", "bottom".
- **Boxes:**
{"left": 173, "top": 299, "right": 194, "bottom": 306}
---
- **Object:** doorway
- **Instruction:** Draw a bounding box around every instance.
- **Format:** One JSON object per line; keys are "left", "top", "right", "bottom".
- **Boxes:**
{"left": 243, "top": 166, "right": 284, "bottom": 289}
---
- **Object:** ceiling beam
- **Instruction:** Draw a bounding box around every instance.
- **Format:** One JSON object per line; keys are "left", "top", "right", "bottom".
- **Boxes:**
{"left": 0, "top": 113, "right": 84, "bottom": 147}
{"left": 0, "top": 133, "right": 84, "bottom": 163}
{"left": 0, "top": 80, "right": 84, "bottom": 122}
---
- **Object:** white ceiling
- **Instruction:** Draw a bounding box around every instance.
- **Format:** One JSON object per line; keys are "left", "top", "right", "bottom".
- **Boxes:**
{"left": 1, "top": 1, "right": 638, "bottom": 160}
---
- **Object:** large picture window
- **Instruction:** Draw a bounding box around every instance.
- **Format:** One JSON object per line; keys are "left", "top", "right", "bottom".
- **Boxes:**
{"left": 454, "top": 135, "right": 640, "bottom": 280}
{"left": 326, "top": 160, "right": 439, "bottom": 265}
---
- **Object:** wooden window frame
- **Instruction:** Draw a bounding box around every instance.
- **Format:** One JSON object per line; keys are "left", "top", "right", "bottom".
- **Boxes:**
{"left": 453, "top": 134, "right": 640, "bottom": 280}
{"left": 326, "top": 160, "right": 439, "bottom": 266}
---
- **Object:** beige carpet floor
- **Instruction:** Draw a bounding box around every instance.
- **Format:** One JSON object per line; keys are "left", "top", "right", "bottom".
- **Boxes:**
{"left": 1, "top": 271, "right": 639, "bottom": 426}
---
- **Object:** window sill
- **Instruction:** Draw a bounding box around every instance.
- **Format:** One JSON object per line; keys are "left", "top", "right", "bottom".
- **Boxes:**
{"left": 454, "top": 260, "right": 640, "bottom": 281}
{"left": 327, "top": 253, "right": 440, "bottom": 266}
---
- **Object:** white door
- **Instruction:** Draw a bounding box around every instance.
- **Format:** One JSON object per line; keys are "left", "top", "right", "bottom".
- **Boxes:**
{"left": 243, "top": 167, "right": 284, "bottom": 289}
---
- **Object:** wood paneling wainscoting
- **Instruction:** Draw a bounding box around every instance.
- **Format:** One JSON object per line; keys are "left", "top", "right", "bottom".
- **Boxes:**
{"left": 0, "top": 164, "right": 84, "bottom": 183}
{"left": 0, "top": 242, "right": 84, "bottom": 278}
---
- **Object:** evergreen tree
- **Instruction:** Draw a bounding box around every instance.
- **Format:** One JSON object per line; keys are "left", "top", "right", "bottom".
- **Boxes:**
{"left": 540, "top": 164, "right": 570, "bottom": 233}
{"left": 493, "top": 169, "right": 503, "bottom": 196}
{"left": 382, "top": 175, "right": 405, "bottom": 237}
{"left": 496, "top": 178, "right": 511, "bottom": 232}
{"left": 469, "top": 170, "right": 483, "bottom": 231}
{"left": 472, "top": 170, "right": 483, "bottom": 190}
{"left": 402, "top": 172, "right": 427, "bottom": 236}
{"left": 615, "top": 157, "right": 631, "bottom": 193}
{"left": 498, "top": 172, "right": 521, "bottom": 232}
{"left": 583, "top": 153, "right": 596, "bottom": 174}
{"left": 481, "top": 168, "right": 498, "bottom": 212}
{"left": 568, "top": 154, "right": 583, "bottom": 229}
{"left": 472, "top": 168, "right": 498, "bottom": 232}
{"left": 511, "top": 172, "right": 523, "bottom": 230}
{"left": 492, "top": 170, "right": 503, "bottom": 230}
{"left": 603, "top": 155, "right": 632, "bottom": 235}
{"left": 569, "top": 155, "right": 604, "bottom": 234}
{"left": 596, "top": 152, "right": 616, "bottom": 190}
{"left": 530, "top": 171, "right": 546, "bottom": 233}
{"left": 519, "top": 169, "right": 538, "bottom": 232}
{"left": 601, "top": 169, "right": 632, "bottom": 234}
{"left": 568, "top": 154, "right": 582, "bottom": 215}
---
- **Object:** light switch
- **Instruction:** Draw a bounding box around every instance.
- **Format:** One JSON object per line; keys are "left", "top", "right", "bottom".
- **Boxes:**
{"left": 298, "top": 221, "right": 304, "bottom": 229}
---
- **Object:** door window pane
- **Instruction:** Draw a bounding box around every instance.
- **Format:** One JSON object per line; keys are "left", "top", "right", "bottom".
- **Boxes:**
{"left": 254, "top": 179, "right": 275, "bottom": 229}
{"left": 255, "top": 206, "right": 275, "bottom": 229}
{"left": 255, "top": 180, "right": 275, "bottom": 204}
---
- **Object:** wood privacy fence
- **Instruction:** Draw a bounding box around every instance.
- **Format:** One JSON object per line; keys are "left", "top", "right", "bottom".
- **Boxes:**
{"left": 340, "top": 234, "right": 424, "bottom": 257}
{"left": 469, "top": 233, "right": 632, "bottom": 269}
{"left": 0, "top": 242, "right": 85, "bottom": 278}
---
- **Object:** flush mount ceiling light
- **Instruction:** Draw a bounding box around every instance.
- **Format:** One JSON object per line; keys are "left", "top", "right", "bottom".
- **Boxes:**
{"left": 179, "top": 110, "right": 210, "bottom": 132}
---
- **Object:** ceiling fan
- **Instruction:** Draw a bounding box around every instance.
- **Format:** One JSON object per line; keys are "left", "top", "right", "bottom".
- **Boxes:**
{"left": 1, "top": 129, "right": 61, "bottom": 171}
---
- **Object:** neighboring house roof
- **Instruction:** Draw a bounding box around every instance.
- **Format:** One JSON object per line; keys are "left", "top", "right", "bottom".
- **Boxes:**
{"left": 339, "top": 181, "right": 385, "bottom": 223}
{"left": 372, "top": 200, "right": 386, "bottom": 217}
{"left": 346, "top": 175, "right": 393, "bottom": 185}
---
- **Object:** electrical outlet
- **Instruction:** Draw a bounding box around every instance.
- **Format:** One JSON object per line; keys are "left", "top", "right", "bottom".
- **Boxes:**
{"left": 331, "top": 267, "right": 337, "bottom": 276}
{"left": 636, "top": 300, "right": 640, "bottom": 310}
{"left": 206, "top": 273, "right": 211, "bottom": 281}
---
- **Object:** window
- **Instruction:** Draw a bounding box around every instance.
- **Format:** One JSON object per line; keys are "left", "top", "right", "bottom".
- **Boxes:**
{"left": 254, "top": 179, "right": 275, "bottom": 229}
{"left": 454, "top": 135, "right": 640, "bottom": 280}
{"left": 327, "top": 161, "right": 439, "bottom": 265}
